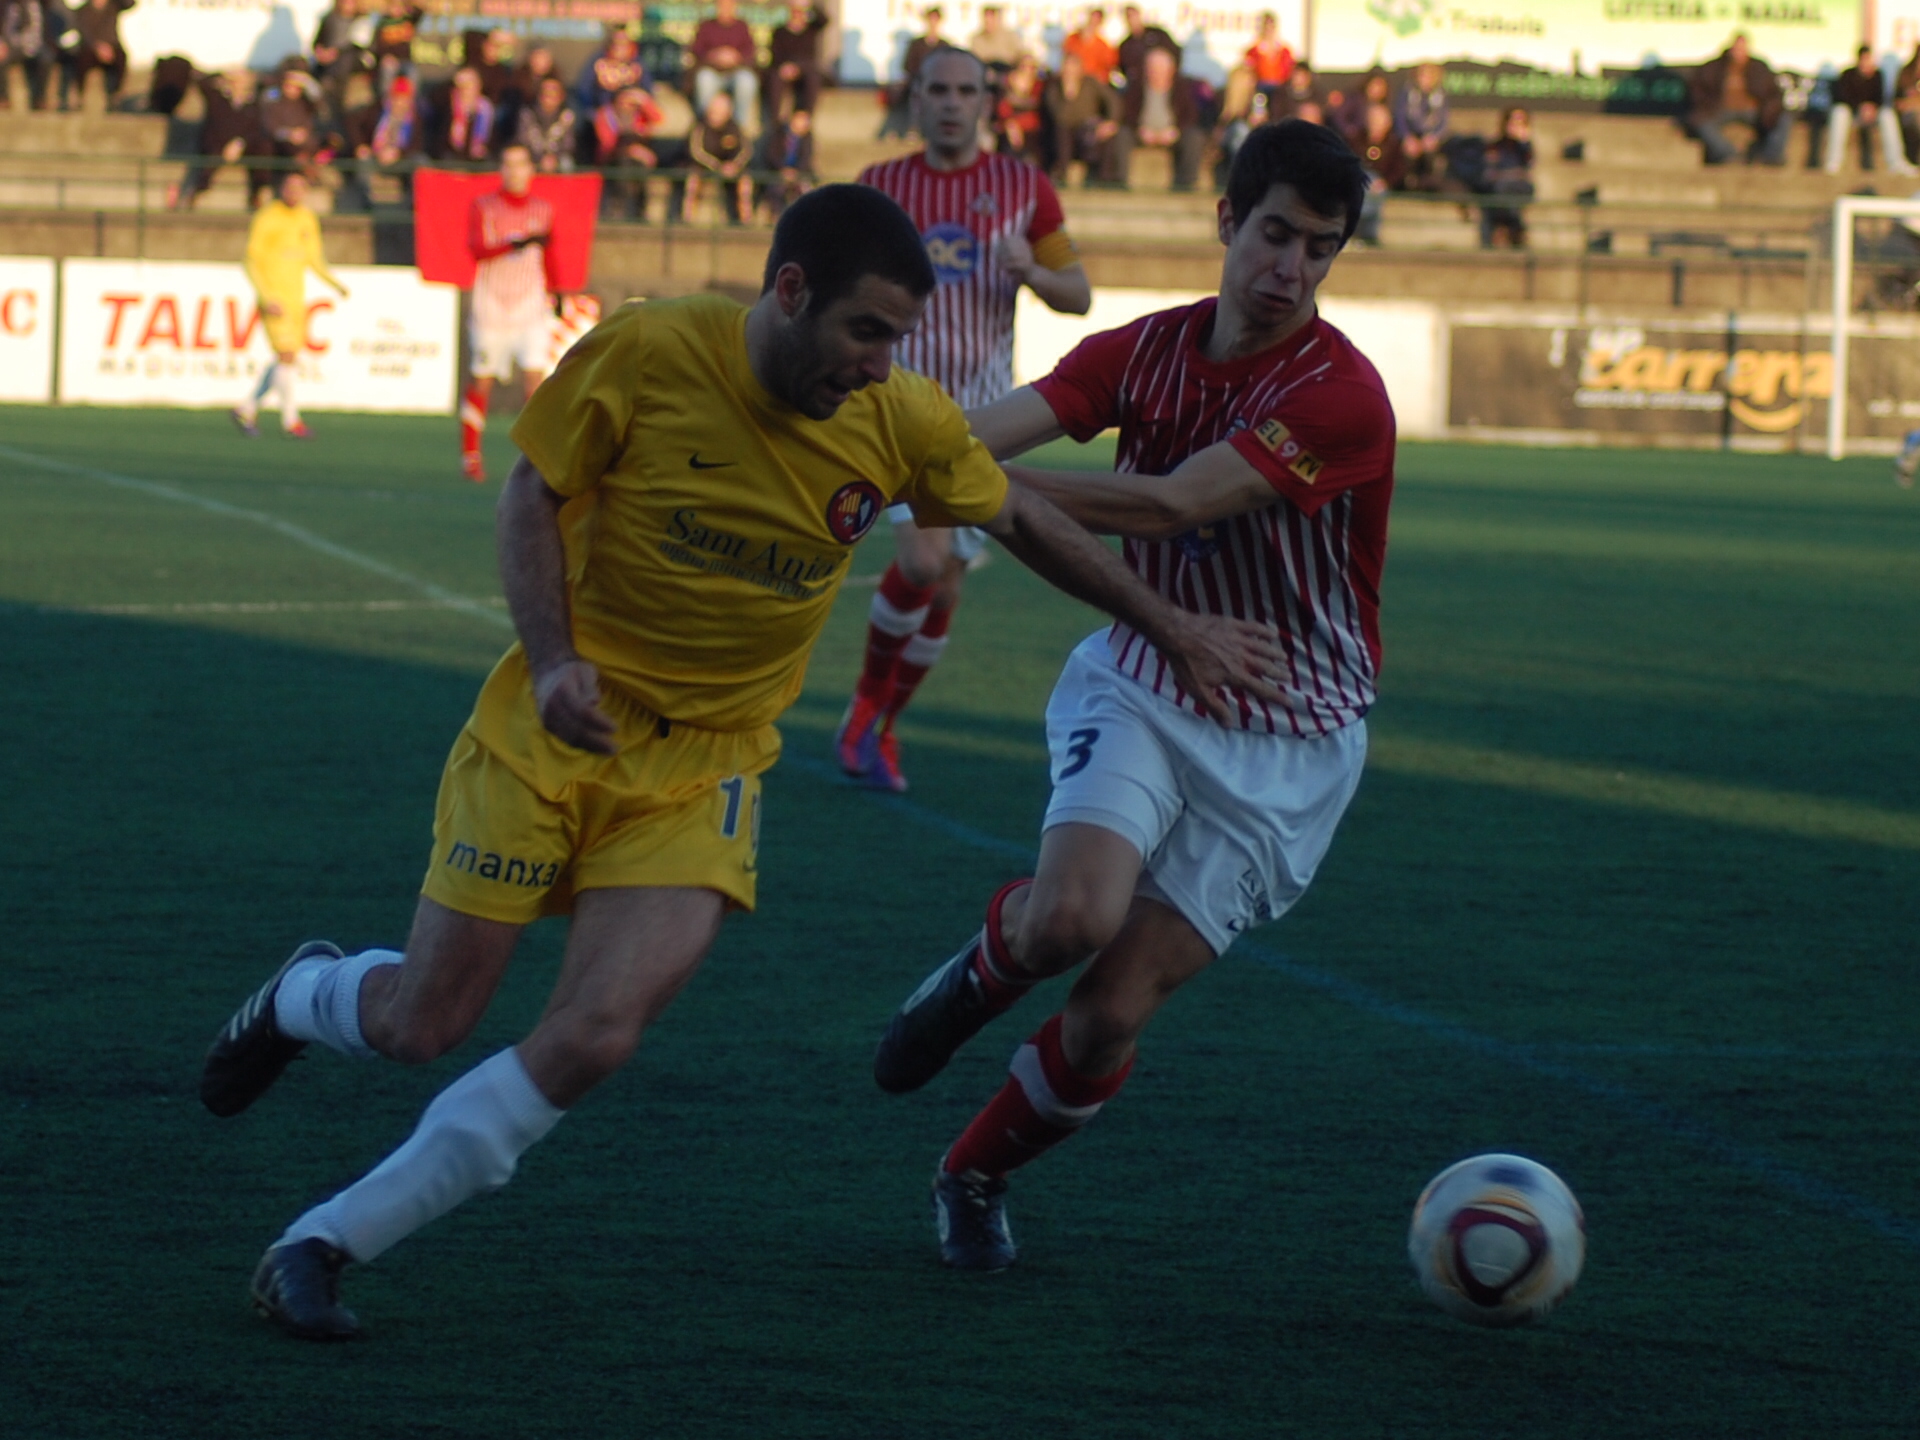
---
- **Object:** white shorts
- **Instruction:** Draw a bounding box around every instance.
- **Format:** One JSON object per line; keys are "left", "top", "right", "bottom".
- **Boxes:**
{"left": 1042, "top": 634, "right": 1367, "bottom": 956}
{"left": 883, "top": 504, "right": 989, "bottom": 563}
{"left": 468, "top": 313, "right": 551, "bottom": 382}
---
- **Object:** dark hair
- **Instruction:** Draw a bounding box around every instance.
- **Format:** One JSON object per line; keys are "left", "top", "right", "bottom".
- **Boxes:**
{"left": 1225, "top": 118, "right": 1368, "bottom": 241}
{"left": 761, "top": 183, "right": 937, "bottom": 310}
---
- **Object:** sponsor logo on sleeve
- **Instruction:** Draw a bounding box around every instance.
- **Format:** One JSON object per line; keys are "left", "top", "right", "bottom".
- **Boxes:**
{"left": 1251, "top": 417, "right": 1324, "bottom": 484}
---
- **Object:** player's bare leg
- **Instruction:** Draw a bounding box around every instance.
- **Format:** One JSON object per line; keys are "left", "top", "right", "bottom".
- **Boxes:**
{"left": 246, "top": 885, "right": 725, "bottom": 1339}
{"left": 839, "top": 519, "right": 966, "bottom": 790}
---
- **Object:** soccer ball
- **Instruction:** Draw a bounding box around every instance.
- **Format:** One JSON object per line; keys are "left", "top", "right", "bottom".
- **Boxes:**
{"left": 1407, "top": 1153, "right": 1585, "bottom": 1328}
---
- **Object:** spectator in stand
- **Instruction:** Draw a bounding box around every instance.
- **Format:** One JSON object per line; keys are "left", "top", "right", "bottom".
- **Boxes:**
{"left": 1274, "top": 59, "right": 1320, "bottom": 121}
{"left": 255, "top": 56, "right": 324, "bottom": 200}
{"left": 753, "top": 105, "right": 814, "bottom": 216}
{"left": 592, "top": 84, "right": 667, "bottom": 219}
{"left": 1116, "top": 5, "right": 1176, "bottom": 90}
{"left": 1, "top": 0, "right": 58, "bottom": 111}
{"left": 170, "top": 66, "right": 261, "bottom": 209}
{"left": 1350, "top": 99, "right": 1406, "bottom": 245}
{"left": 1062, "top": 8, "right": 1118, "bottom": 87}
{"left": 1044, "top": 48, "right": 1122, "bottom": 186}
{"left": 1242, "top": 12, "right": 1292, "bottom": 103}
{"left": 1114, "top": 45, "right": 1203, "bottom": 191}
{"left": 425, "top": 65, "right": 496, "bottom": 163}
{"left": 994, "top": 51, "right": 1046, "bottom": 164}
{"left": 573, "top": 28, "right": 647, "bottom": 116}
{"left": 764, "top": 2, "right": 826, "bottom": 123}
{"left": 357, "top": 72, "right": 421, "bottom": 194}
{"left": 371, "top": 0, "right": 423, "bottom": 91}
{"left": 511, "top": 44, "right": 558, "bottom": 108}
{"left": 686, "top": 89, "right": 752, "bottom": 223}
{"left": 62, "top": 0, "right": 132, "bottom": 110}
{"left": 469, "top": 28, "right": 514, "bottom": 101}
{"left": 1896, "top": 47, "right": 1920, "bottom": 166}
{"left": 969, "top": 4, "right": 1028, "bottom": 82}
{"left": 1686, "top": 32, "right": 1790, "bottom": 166}
{"left": 691, "top": 0, "right": 759, "bottom": 135}
{"left": 879, "top": 4, "right": 942, "bottom": 138}
{"left": 1480, "top": 105, "right": 1533, "bottom": 248}
{"left": 1396, "top": 60, "right": 1448, "bottom": 189}
{"left": 1335, "top": 67, "right": 1390, "bottom": 146}
{"left": 312, "top": 0, "right": 370, "bottom": 111}
{"left": 516, "top": 74, "right": 577, "bottom": 172}
{"left": 1824, "top": 45, "right": 1915, "bottom": 175}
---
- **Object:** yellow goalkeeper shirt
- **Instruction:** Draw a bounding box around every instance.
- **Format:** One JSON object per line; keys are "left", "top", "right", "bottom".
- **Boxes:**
{"left": 510, "top": 293, "right": 1008, "bottom": 731}
{"left": 243, "top": 200, "right": 341, "bottom": 303}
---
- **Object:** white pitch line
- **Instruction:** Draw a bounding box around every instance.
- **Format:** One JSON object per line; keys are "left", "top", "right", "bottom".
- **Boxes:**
{"left": 0, "top": 444, "right": 512, "bottom": 631}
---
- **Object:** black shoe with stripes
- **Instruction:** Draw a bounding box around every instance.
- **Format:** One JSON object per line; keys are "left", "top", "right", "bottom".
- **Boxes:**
{"left": 251, "top": 1238, "right": 362, "bottom": 1341}
{"left": 933, "top": 1168, "right": 1016, "bottom": 1271}
{"left": 199, "top": 940, "right": 343, "bottom": 1117}
{"left": 873, "top": 932, "right": 1004, "bottom": 1095}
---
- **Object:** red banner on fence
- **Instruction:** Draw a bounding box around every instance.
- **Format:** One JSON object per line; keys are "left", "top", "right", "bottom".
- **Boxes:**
{"left": 412, "top": 170, "right": 603, "bottom": 293}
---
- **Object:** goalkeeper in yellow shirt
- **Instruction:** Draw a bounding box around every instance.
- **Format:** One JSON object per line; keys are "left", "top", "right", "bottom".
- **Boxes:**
{"left": 232, "top": 172, "right": 349, "bottom": 439}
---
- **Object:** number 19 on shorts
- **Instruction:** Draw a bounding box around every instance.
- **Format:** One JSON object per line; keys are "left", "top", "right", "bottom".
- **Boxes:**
{"left": 717, "top": 773, "right": 763, "bottom": 857}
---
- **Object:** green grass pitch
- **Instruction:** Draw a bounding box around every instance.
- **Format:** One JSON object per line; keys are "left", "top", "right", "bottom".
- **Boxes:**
{"left": 1, "top": 406, "right": 1917, "bottom": 1438}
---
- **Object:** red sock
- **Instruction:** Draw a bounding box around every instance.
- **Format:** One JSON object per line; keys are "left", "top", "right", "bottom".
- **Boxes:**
{"left": 885, "top": 597, "right": 955, "bottom": 723}
{"left": 943, "top": 1014, "right": 1134, "bottom": 1181}
{"left": 969, "top": 877, "right": 1034, "bottom": 1009}
{"left": 858, "top": 563, "right": 933, "bottom": 706}
{"left": 460, "top": 384, "right": 488, "bottom": 457}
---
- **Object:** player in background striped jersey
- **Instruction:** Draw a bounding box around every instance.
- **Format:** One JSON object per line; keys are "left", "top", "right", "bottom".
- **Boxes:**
{"left": 871, "top": 121, "right": 1398, "bottom": 1271}
{"left": 835, "top": 46, "right": 1092, "bottom": 791}
{"left": 461, "top": 145, "right": 559, "bottom": 483}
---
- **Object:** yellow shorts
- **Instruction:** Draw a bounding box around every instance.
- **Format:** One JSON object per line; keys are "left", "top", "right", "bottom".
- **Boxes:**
{"left": 421, "top": 647, "right": 782, "bottom": 925}
{"left": 263, "top": 300, "right": 307, "bottom": 356}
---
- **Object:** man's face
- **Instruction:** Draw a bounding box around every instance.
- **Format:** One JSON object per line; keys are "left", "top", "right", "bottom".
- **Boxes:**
{"left": 1731, "top": 34, "right": 1749, "bottom": 64}
{"left": 1124, "top": 6, "right": 1142, "bottom": 32}
{"left": 771, "top": 271, "right": 925, "bottom": 420}
{"left": 788, "top": 2, "right": 808, "bottom": 24}
{"left": 500, "top": 146, "right": 534, "bottom": 193}
{"left": 1145, "top": 48, "right": 1174, "bottom": 88}
{"left": 280, "top": 173, "right": 310, "bottom": 208}
{"left": 716, "top": 0, "right": 736, "bottom": 20}
{"left": 917, "top": 51, "right": 988, "bottom": 156}
{"left": 1217, "top": 182, "right": 1345, "bottom": 337}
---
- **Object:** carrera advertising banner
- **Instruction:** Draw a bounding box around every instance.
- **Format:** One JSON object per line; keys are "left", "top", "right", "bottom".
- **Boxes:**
{"left": 58, "top": 261, "right": 458, "bottom": 413}
{"left": 1315, "top": 0, "right": 1861, "bottom": 76}
{"left": 1448, "top": 315, "right": 1920, "bottom": 446}
{"left": 0, "top": 256, "right": 55, "bottom": 403}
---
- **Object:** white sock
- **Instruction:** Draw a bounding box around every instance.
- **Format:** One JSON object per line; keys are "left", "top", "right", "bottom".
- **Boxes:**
{"left": 278, "top": 1048, "right": 563, "bottom": 1262}
{"left": 242, "top": 362, "right": 276, "bottom": 415}
{"left": 275, "top": 364, "right": 299, "bottom": 426}
{"left": 273, "top": 948, "right": 399, "bottom": 1059}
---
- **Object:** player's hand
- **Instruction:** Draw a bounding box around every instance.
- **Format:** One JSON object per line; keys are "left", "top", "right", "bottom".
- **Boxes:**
{"left": 262, "top": 300, "right": 284, "bottom": 317}
{"left": 997, "top": 232, "right": 1036, "bottom": 282}
{"left": 336, "top": 287, "right": 350, "bottom": 300}
{"left": 1157, "top": 612, "right": 1287, "bottom": 725}
{"left": 533, "top": 658, "right": 619, "bottom": 755}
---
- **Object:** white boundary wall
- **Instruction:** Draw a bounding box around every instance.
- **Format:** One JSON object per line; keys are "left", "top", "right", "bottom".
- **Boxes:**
{"left": 0, "top": 256, "right": 56, "bottom": 403}
{"left": 58, "top": 260, "right": 457, "bottom": 413}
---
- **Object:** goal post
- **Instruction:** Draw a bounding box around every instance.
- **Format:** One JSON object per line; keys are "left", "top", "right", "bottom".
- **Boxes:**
{"left": 1828, "top": 193, "right": 1920, "bottom": 459}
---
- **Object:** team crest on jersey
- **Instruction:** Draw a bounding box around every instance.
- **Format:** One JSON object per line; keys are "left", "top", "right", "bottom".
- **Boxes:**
{"left": 1175, "top": 524, "right": 1223, "bottom": 562}
{"left": 970, "top": 191, "right": 999, "bottom": 216}
{"left": 826, "top": 481, "right": 885, "bottom": 543}
{"left": 922, "top": 221, "right": 979, "bottom": 284}
{"left": 1252, "top": 418, "right": 1325, "bottom": 484}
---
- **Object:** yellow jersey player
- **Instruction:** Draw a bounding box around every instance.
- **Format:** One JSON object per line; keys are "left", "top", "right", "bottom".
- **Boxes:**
{"left": 231, "top": 171, "right": 348, "bottom": 440}
{"left": 196, "top": 185, "right": 1285, "bottom": 1341}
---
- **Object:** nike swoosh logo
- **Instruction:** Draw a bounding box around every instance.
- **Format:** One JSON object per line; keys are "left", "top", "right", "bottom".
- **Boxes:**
{"left": 689, "top": 453, "right": 735, "bottom": 470}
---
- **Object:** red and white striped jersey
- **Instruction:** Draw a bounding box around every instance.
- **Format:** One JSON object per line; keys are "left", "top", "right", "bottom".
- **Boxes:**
{"left": 858, "top": 151, "right": 1072, "bottom": 408}
{"left": 1034, "top": 300, "right": 1396, "bottom": 737}
{"left": 470, "top": 190, "right": 556, "bottom": 329}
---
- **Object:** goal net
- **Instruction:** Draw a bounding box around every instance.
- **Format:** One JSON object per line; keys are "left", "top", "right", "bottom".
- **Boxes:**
{"left": 1827, "top": 193, "right": 1920, "bottom": 458}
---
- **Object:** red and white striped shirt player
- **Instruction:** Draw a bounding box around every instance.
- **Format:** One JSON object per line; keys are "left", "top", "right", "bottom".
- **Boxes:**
{"left": 870, "top": 120, "right": 1400, "bottom": 1275}
{"left": 1033, "top": 297, "right": 1393, "bottom": 737}
{"left": 836, "top": 47, "right": 1092, "bottom": 794}
{"left": 460, "top": 145, "right": 560, "bottom": 484}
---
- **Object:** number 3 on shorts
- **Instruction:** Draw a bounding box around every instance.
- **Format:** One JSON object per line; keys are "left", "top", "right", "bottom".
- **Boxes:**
{"left": 1058, "top": 727, "right": 1101, "bottom": 781}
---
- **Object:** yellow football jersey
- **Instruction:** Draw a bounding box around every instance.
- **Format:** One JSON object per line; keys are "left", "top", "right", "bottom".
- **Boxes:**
{"left": 243, "top": 200, "right": 341, "bottom": 303}
{"left": 509, "top": 293, "right": 1008, "bottom": 731}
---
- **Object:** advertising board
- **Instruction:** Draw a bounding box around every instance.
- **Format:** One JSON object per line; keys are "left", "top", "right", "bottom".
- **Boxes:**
{"left": 0, "top": 256, "right": 55, "bottom": 404}
{"left": 119, "top": 0, "right": 331, "bottom": 71}
{"left": 1314, "top": 0, "right": 1861, "bottom": 77}
{"left": 1448, "top": 313, "right": 1920, "bottom": 447}
{"left": 58, "top": 261, "right": 458, "bottom": 414}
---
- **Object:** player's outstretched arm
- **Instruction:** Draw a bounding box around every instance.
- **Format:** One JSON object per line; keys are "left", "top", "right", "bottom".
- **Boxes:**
{"left": 1006, "top": 440, "right": 1276, "bottom": 540}
{"left": 964, "top": 386, "right": 1067, "bottom": 461}
{"left": 498, "top": 454, "right": 617, "bottom": 755}
{"left": 982, "top": 481, "right": 1285, "bottom": 723}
